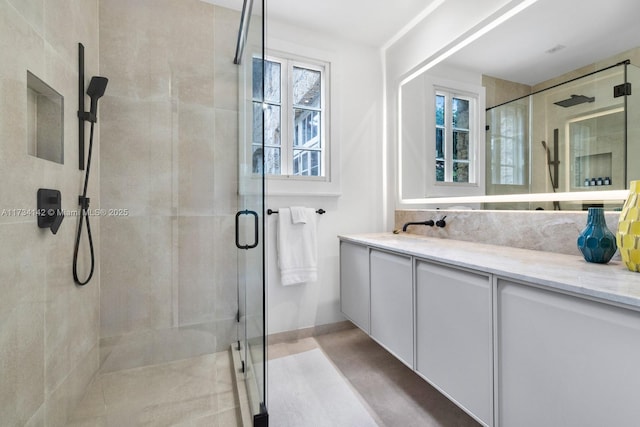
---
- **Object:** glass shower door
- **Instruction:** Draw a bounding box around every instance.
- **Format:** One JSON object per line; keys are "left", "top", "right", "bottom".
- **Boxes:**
{"left": 235, "top": 0, "right": 267, "bottom": 425}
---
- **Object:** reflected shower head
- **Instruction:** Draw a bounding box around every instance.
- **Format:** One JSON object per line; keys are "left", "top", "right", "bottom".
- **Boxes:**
{"left": 554, "top": 94, "right": 595, "bottom": 108}
{"left": 87, "top": 76, "right": 108, "bottom": 121}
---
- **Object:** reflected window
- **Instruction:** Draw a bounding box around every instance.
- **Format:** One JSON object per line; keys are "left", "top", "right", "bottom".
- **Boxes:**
{"left": 487, "top": 101, "right": 527, "bottom": 186}
{"left": 435, "top": 90, "right": 474, "bottom": 183}
{"left": 252, "top": 55, "right": 327, "bottom": 178}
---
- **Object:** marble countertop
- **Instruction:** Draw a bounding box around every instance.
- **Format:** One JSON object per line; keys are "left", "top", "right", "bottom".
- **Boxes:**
{"left": 339, "top": 233, "right": 640, "bottom": 311}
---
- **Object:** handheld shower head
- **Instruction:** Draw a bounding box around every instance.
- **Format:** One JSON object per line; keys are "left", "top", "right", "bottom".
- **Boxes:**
{"left": 87, "top": 76, "right": 108, "bottom": 121}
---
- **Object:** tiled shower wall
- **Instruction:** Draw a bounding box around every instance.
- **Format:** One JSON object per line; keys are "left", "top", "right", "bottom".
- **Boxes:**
{"left": 98, "top": 0, "right": 240, "bottom": 369}
{"left": 0, "top": 0, "right": 100, "bottom": 425}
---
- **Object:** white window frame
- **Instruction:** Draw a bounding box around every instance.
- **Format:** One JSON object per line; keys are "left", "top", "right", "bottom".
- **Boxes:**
{"left": 260, "top": 53, "right": 329, "bottom": 181}
{"left": 411, "top": 75, "right": 485, "bottom": 200}
{"left": 435, "top": 87, "right": 477, "bottom": 185}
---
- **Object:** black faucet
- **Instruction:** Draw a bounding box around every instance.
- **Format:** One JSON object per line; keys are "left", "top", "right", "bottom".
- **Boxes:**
{"left": 402, "top": 220, "right": 434, "bottom": 232}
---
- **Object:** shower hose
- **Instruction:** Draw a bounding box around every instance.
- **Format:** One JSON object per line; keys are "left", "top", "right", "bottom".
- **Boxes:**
{"left": 72, "top": 121, "right": 96, "bottom": 286}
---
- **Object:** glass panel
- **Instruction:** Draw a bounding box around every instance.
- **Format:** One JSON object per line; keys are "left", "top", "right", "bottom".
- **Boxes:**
{"left": 263, "top": 146, "right": 281, "bottom": 175}
{"left": 292, "top": 66, "right": 321, "bottom": 108}
{"left": 453, "top": 130, "right": 469, "bottom": 160}
{"left": 264, "top": 104, "right": 281, "bottom": 147}
{"left": 435, "top": 127, "right": 444, "bottom": 159}
{"left": 252, "top": 57, "right": 262, "bottom": 100}
{"left": 239, "top": 0, "right": 266, "bottom": 421}
{"left": 452, "top": 97, "right": 469, "bottom": 129}
{"left": 436, "top": 159, "right": 445, "bottom": 182}
{"left": 293, "top": 109, "right": 320, "bottom": 148}
{"left": 482, "top": 63, "right": 628, "bottom": 209}
{"left": 262, "top": 59, "right": 281, "bottom": 103}
{"left": 436, "top": 95, "right": 445, "bottom": 126}
{"left": 570, "top": 111, "right": 622, "bottom": 188}
{"left": 293, "top": 149, "right": 320, "bottom": 176}
{"left": 252, "top": 101, "right": 263, "bottom": 146}
{"left": 453, "top": 162, "right": 469, "bottom": 183}
{"left": 486, "top": 99, "right": 528, "bottom": 191}
{"left": 310, "top": 151, "right": 320, "bottom": 176}
{"left": 628, "top": 64, "right": 640, "bottom": 183}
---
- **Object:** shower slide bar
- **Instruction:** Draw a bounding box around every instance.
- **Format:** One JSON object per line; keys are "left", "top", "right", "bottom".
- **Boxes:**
{"left": 267, "top": 208, "right": 326, "bottom": 215}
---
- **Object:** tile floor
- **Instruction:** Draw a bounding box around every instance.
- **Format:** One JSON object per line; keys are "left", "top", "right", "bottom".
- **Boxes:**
{"left": 67, "top": 326, "right": 481, "bottom": 426}
{"left": 66, "top": 351, "right": 240, "bottom": 426}
{"left": 269, "top": 327, "right": 481, "bottom": 427}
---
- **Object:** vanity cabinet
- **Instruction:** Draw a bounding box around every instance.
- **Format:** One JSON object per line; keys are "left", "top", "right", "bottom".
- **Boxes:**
{"left": 370, "top": 249, "right": 413, "bottom": 367}
{"left": 339, "top": 241, "right": 370, "bottom": 332}
{"left": 339, "top": 234, "right": 640, "bottom": 427}
{"left": 497, "top": 278, "right": 640, "bottom": 427}
{"left": 415, "top": 261, "right": 493, "bottom": 426}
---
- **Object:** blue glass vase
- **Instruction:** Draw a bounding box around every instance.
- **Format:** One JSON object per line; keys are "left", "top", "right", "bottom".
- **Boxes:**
{"left": 577, "top": 207, "right": 617, "bottom": 263}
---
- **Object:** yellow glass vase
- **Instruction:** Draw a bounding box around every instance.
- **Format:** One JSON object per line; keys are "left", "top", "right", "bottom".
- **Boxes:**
{"left": 617, "top": 180, "right": 640, "bottom": 272}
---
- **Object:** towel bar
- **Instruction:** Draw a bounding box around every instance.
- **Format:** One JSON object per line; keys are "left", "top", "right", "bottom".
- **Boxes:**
{"left": 267, "top": 208, "right": 325, "bottom": 215}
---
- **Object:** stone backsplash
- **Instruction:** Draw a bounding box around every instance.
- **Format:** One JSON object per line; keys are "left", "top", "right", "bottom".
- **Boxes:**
{"left": 395, "top": 209, "right": 621, "bottom": 258}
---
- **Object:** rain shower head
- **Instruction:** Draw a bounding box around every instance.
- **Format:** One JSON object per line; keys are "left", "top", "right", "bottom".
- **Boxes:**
{"left": 554, "top": 94, "right": 595, "bottom": 108}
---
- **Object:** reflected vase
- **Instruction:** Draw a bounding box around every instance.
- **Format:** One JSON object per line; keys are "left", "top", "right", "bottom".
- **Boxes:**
{"left": 617, "top": 180, "right": 640, "bottom": 272}
{"left": 577, "top": 207, "right": 617, "bottom": 264}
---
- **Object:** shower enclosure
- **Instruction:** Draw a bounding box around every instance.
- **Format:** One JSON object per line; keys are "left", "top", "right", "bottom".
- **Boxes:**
{"left": 94, "top": 0, "right": 267, "bottom": 425}
{"left": 235, "top": 0, "right": 268, "bottom": 424}
{"left": 485, "top": 61, "right": 640, "bottom": 210}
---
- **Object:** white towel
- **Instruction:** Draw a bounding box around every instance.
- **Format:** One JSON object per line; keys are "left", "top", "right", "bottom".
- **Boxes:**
{"left": 290, "top": 206, "right": 308, "bottom": 224}
{"left": 277, "top": 207, "right": 318, "bottom": 286}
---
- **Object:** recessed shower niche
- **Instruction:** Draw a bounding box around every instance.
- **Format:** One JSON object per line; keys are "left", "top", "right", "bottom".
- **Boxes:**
{"left": 27, "top": 71, "right": 64, "bottom": 164}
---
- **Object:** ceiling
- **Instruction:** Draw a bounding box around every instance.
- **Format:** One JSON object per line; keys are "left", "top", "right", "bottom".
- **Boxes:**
{"left": 204, "top": 0, "right": 640, "bottom": 85}
{"left": 202, "top": 0, "right": 437, "bottom": 47}
{"left": 443, "top": 0, "right": 640, "bottom": 85}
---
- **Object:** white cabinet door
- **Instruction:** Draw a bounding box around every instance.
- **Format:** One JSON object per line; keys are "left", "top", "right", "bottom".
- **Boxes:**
{"left": 416, "top": 260, "right": 493, "bottom": 426}
{"left": 339, "top": 241, "right": 370, "bottom": 332}
{"left": 370, "top": 249, "right": 413, "bottom": 367}
{"left": 497, "top": 278, "right": 640, "bottom": 427}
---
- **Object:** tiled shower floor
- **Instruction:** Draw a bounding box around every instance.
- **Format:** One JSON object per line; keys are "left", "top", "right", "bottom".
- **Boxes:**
{"left": 66, "top": 351, "right": 240, "bottom": 427}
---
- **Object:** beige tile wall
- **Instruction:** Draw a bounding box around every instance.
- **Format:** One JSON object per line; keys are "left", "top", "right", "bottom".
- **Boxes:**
{"left": 98, "top": 0, "right": 241, "bottom": 370}
{"left": 0, "top": 0, "right": 100, "bottom": 425}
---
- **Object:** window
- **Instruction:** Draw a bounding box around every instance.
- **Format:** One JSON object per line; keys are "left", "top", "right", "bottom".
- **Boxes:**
{"left": 252, "top": 54, "right": 327, "bottom": 179}
{"left": 487, "top": 101, "right": 527, "bottom": 187}
{"left": 434, "top": 89, "right": 476, "bottom": 183}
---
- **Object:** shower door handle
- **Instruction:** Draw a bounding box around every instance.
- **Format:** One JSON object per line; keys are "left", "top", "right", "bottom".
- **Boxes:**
{"left": 235, "top": 210, "right": 258, "bottom": 250}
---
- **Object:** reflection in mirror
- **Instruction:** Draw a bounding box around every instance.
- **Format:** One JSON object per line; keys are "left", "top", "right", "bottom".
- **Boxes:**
{"left": 484, "top": 62, "right": 638, "bottom": 210}
{"left": 398, "top": 0, "right": 640, "bottom": 210}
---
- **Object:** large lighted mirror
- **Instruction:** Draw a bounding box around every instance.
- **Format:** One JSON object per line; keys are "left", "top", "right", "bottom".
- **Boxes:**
{"left": 399, "top": 0, "right": 640, "bottom": 210}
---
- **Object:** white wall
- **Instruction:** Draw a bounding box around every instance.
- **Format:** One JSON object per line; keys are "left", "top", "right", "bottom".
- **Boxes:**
{"left": 266, "top": 20, "right": 385, "bottom": 334}
{"left": 265, "top": 0, "right": 540, "bottom": 334}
